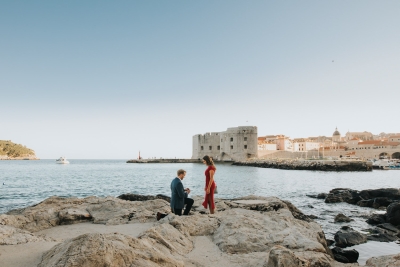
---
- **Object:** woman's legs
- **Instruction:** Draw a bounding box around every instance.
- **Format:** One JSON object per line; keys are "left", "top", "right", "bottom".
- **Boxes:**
{"left": 208, "top": 199, "right": 215, "bottom": 214}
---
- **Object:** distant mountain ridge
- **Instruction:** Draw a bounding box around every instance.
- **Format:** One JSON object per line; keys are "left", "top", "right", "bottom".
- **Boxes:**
{"left": 0, "top": 140, "right": 38, "bottom": 159}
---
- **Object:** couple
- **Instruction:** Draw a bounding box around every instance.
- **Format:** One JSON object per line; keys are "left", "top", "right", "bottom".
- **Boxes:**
{"left": 157, "top": 155, "right": 217, "bottom": 220}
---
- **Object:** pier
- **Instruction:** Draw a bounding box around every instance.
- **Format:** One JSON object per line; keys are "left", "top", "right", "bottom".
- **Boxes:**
{"left": 233, "top": 159, "right": 373, "bottom": 172}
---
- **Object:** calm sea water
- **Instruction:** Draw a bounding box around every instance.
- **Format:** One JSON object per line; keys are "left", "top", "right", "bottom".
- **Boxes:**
{"left": 1, "top": 159, "right": 400, "bottom": 262}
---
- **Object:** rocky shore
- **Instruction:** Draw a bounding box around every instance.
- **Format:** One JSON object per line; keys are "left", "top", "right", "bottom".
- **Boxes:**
{"left": 308, "top": 188, "right": 400, "bottom": 265}
{"left": 2, "top": 194, "right": 400, "bottom": 266}
{"left": 233, "top": 159, "right": 373, "bottom": 172}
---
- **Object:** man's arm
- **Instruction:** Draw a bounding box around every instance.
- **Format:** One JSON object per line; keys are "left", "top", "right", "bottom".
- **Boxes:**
{"left": 176, "top": 181, "right": 186, "bottom": 199}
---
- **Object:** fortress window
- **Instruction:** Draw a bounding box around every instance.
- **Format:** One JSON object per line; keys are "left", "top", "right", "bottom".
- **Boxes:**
{"left": 230, "top": 145, "right": 233, "bottom": 149}
{"left": 244, "top": 137, "right": 247, "bottom": 141}
{"left": 244, "top": 145, "right": 247, "bottom": 149}
{"left": 201, "top": 146, "right": 204, "bottom": 150}
{"left": 230, "top": 137, "right": 233, "bottom": 142}
{"left": 209, "top": 146, "right": 212, "bottom": 150}
{"left": 217, "top": 146, "right": 220, "bottom": 150}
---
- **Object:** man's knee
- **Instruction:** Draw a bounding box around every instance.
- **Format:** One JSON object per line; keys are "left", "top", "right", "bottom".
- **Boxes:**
{"left": 186, "top": 198, "right": 194, "bottom": 205}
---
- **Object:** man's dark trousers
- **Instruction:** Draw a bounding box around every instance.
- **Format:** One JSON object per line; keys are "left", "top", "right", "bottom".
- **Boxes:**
{"left": 173, "top": 198, "right": 194, "bottom": 216}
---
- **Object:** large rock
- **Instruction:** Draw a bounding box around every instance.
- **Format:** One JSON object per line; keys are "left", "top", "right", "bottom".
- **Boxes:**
{"left": 0, "top": 225, "right": 51, "bottom": 245}
{"left": 138, "top": 223, "right": 193, "bottom": 255}
{"left": 38, "top": 233, "right": 184, "bottom": 267}
{"left": 213, "top": 208, "right": 330, "bottom": 259}
{"left": 365, "top": 253, "right": 400, "bottom": 267}
{"left": 3, "top": 196, "right": 171, "bottom": 232}
{"left": 386, "top": 202, "right": 400, "bottom": 226}
{"left": 331, "top": 247, "right": 359, "bottom": 263}
{"left": 266, "top": 245, "right": 311, "bottom": 267}
{"left": 224, "top": 195, "right": 313, "bottom": 222}
{"left": 322, "top": 188, "right": 400, "bottom": 209}
{"left": 366, "top": 227, "right": 399, "bottom": 242}
{"left": 163, "top": 213, "right": 220, "bottom": 236}
{"left": 359, "top": 188, "right": 400, "bottom": 201}
{"left": 325, "top": 188, "right": 359, "bottom": 204}
{"left": 366, "top": 213, "right": 387, "bottom": 225}
{"left": 372, "top": 197, "right": 394, "bottom": 209}
{"left": 334, "top": 226, "right": 367, "bottom": 248}
{"left": 4, "top": 194, "right": 361, "bottom": 267}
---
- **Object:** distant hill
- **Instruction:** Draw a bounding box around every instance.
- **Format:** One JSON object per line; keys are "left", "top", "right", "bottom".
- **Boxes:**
{"left": 0, "top": 140, "right": 37, "bottom": 159}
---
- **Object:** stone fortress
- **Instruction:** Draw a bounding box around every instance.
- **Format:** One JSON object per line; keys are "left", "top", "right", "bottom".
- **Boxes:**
{"left": 193, "top": 126, "right": 400, "bottom": 161}
{"left": 192, "top": 126, "right": 258, "bottom": 161}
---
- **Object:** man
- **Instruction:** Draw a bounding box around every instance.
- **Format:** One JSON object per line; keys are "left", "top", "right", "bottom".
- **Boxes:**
{"left": 170, "top": 169, "right": 194, "bottom": 216}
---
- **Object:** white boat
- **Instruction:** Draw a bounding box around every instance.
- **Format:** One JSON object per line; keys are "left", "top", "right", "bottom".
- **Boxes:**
{"left": 383, "top": 160, "right": 400, "bottom": 170}
{"left": 373, "top": 158, "right": 400, "bottom": 170}
{"left": 56, "top": 157, "right": 70, "bottom": 164}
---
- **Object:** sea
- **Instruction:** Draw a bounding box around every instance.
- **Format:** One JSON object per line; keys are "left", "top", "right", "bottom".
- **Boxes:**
{"left": 1, "top": 159, "right": 400, "bottom": 264}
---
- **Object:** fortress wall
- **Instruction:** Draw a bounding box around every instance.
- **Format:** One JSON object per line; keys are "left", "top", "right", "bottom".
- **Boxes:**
{"left": 192, "top": 126, "right": 258, "bottom": 161}
{"left": 221, "top": 126, "right": 258, "bottom": 161}
{"left": 192, "top": 132, "right": 221, "bottom": 160}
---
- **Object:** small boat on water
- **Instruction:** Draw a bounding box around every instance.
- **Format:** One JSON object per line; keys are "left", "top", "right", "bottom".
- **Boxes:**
{"left": 56, "top": 157, "right": 70, "bottom": 164}
{"left": 372, "top": 158, "right": 397, "bottom": 170}
{"left": 383, "top": 161, "right": 400, "bottom": 170}
{"left": 383, "top": 165, "right": 400, "bottom": 170}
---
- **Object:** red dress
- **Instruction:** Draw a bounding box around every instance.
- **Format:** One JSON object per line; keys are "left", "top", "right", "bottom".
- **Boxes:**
{"left": 202, "top": 165, "right": 216, "bottom": 209}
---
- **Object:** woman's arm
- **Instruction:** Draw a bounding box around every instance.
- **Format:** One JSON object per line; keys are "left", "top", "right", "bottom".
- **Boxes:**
{"left": 206, "top": 170, "right": 215, "bottom": 194}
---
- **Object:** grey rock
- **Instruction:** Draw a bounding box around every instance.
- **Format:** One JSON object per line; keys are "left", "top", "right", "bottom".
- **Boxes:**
{"left": 377, "top": 223, "right": 399, "bottom": 233}
{"left": 359, "top": 188, "right": 400, "bottom": 201}
{"left": 332, "top": 246, "right": 359, "bottom": 263}
{"left": 387, "top": 202, "right": 400, "bottom": 226}
{"left": 357, "top": 199, "right": 375, "bottom": 208}
{"left": 372, "top": 197, "right": 393, "bottom": 209}
{"left": 366, "top": 213, "right": 387, "bottom": 225}
{"left": 334, "top": 226, "right": 367, "bottom": 248}
{"left": 366, "top": 227, "right": 399, "bottom": 242}
{"left": 334, "top": 213, "right": 353, "bottom": 223}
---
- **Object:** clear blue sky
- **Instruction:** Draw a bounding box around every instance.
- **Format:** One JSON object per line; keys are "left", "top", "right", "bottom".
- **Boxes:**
{"left": 1, "top": 1, "right": 399, "bottom": 159}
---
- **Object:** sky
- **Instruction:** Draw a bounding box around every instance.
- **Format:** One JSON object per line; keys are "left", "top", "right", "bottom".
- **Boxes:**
{"left": 1, "top": 1, "right": 399, "bottom": 159}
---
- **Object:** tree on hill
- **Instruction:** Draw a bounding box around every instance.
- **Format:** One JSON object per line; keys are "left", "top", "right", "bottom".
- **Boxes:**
{"left": 0, "top": 140, "right": 36, "bottom": 158}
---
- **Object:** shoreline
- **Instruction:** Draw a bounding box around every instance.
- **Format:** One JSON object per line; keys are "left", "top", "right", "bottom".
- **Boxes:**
{"left": 2, "top": 194, "right": 400, "bottom": 266}
{"left": 126, "top": 158, "right": 234, "bottom": 163}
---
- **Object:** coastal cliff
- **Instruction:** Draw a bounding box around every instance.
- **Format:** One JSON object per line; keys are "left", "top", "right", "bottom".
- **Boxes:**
{"left": 0, "top": 140, "right": 38, "bottom": 160}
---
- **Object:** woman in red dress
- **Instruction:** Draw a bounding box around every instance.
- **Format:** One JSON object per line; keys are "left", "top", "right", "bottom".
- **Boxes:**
{"left": 202, "top": 155, "right": 216, "bottom": 214}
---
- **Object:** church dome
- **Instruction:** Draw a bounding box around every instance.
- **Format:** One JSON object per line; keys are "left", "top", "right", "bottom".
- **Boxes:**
{"left": 333, "top": 127, "right": 340, "bottom": 136}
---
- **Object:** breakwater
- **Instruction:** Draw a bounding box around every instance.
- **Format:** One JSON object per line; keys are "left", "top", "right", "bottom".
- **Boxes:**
{"left": 233, "top": 159, "right": 373, "bottom": 172}
{"left": 127, "top": 158, "right": 204, "bottom": 163}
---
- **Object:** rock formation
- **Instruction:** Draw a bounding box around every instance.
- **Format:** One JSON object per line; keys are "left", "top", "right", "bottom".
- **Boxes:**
{"left": 334, "top": 226, "right": 367, "bottom": 248}
{"left": 365, "top": 252, "right": 400, "bottom": 267}
{"left": 0, "top": 194, "right": 369, "bottom": 266}
{"left": 321, "top": 188, "right": 400, "bottom": 209}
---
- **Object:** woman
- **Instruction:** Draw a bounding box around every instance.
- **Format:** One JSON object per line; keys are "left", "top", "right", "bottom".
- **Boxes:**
{"left": 202, "top": 155, "right": 216, "bottom": 214}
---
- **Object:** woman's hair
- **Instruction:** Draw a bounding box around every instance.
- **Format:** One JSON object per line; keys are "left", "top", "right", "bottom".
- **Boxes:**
{"left": 203, "top": 155, "right": 216, "bottom": 169}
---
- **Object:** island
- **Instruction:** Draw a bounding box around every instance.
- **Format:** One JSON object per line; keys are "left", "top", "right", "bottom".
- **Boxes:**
{"left": 0, "top": 140, "right": 38, "bottom": 160}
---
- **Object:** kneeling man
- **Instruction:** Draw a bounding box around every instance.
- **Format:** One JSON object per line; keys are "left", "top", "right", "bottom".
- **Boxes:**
{"left": 170, "top": 169, "right": 194, "bottom": 215}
